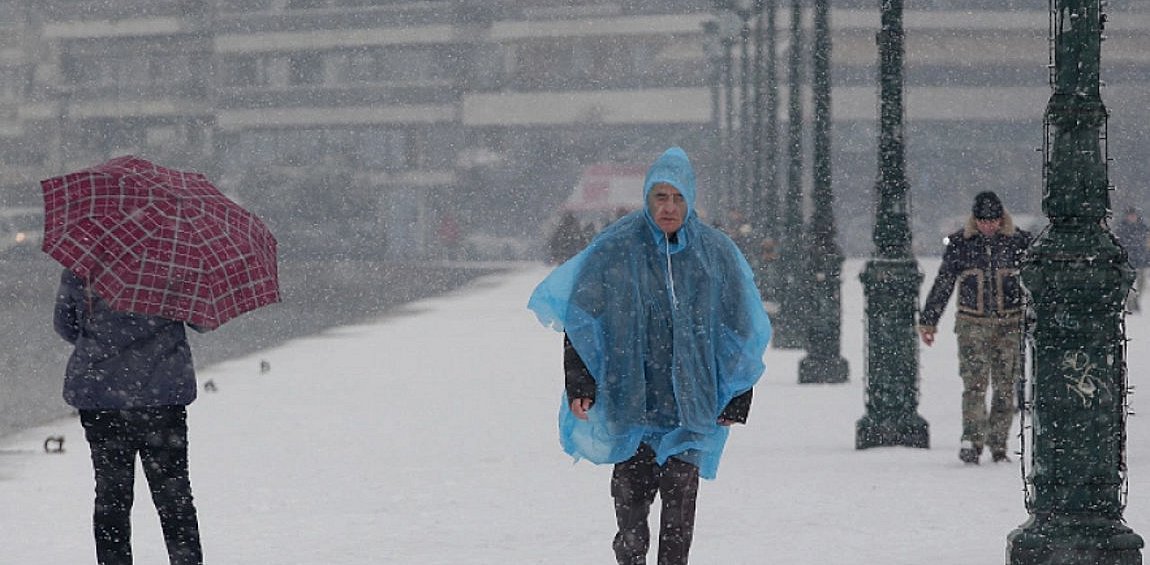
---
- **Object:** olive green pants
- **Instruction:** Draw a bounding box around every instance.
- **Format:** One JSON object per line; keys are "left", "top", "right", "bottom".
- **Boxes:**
{"left": 955, "top": 315, "right": 1023, "bottom": 452}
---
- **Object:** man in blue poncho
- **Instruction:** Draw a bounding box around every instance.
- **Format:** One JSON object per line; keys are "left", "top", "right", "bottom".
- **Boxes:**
{"left": 529, "top": 147, "right": 772, "bottom": 565}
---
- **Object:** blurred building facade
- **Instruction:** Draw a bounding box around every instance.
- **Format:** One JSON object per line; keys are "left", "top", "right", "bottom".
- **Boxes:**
{"left": 3, "top": 0, "right": 1150, "bottom": 258}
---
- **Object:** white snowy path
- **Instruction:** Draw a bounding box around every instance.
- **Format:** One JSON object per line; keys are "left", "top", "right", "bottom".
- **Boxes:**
{"left": 3, "top": 259, "right": 1150, "bottom": 564}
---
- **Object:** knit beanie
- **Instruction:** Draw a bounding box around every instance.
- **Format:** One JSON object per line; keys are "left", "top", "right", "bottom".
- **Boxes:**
{"left": 972, "top": 191, "right": 1004, "bottom": 220}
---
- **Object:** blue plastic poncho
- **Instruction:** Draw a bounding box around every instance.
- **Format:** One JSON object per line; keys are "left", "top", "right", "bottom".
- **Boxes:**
{"left": 528, "top": 147, "right": 772, "bottom": 479}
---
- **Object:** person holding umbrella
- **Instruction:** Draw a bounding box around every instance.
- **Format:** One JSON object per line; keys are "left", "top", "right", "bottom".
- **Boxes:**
{"left": 55, "top": 269, "right": 206, "bottom": 565}
{"left": 42, "top": 156, "right": 281, "bottom": 565}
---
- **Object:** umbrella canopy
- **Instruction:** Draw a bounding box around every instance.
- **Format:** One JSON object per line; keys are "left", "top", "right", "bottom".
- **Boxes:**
{"left": 41, "top": 155, "right": 280, "bottom": 329}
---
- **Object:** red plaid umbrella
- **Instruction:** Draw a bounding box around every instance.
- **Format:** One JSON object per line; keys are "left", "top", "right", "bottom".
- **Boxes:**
{"left": 41, "top": 155, "right": 280, "bottom": 329}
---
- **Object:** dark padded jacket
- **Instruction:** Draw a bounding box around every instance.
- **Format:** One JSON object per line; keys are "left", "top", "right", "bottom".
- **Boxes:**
{"left": 920, "top": 213, "right": 1032, "bottom": 330}
{"left": 54, "top": 269, "right": 198, "bottom": 410}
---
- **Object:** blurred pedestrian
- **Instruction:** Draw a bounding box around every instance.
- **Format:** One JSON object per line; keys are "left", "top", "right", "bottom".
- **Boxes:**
{"left": 723, "top": 208, "right": 755, "bottom": 256}
{"left": 1115, "top": 206, "right": 1150, "bottom": 313}
{"left": 54, "top": 269, "right": 205, "bottom": 565}
{"left": 529, "top": 147, "right": 772, "bottom": 565}
{"left": 545, "top": 210, "right": 590, "bottom": 265}
{"left": 918, "top": 191, "right": 1032, "bottom": 465}
{"left": 437, "top": 212, "right": 463, "bottom": 260}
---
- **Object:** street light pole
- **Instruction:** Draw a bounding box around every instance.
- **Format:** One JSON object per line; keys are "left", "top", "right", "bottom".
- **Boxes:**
{"left": 798, "top": 0, "right": 848, "bottom": 383}
{"left": 718, "top": 0, "right": 763, "bottom": 245}
{"left": 855, "top": 0, "right": 928, "bottom": 449}
{"left": 718, "top": 9, "right": 740, "bottom": 220}
{"left": 702, "top": 20, "right": 724, "bottom": 217}
{"left": 750, "top": 0, "right": 766, "bottom": 245}
{"left": 764, "top": 0, "right": 780, "bottom": 227}
{"left": 759, "top": 0, "right": 782, "bottom": 303}
{"left": 737, "top": 6, "right": 752, "bottom": 214}
{"left": 1006, "top": 0, "right": 1143, "bottom": 562}
{"left": 772, "top": 0, "right": 807, "bottom": 350}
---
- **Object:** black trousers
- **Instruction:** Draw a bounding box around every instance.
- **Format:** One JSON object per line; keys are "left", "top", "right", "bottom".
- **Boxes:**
{"left": 611, "top": 444, "right": 700, "bottom": 565}
{"left": 80, "top": 406, "right": 203, "bottom": 565}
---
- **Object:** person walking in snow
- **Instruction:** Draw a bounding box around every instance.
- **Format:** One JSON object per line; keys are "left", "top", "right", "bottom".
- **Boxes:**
{"left": 54, "top": 269, "right": 205, "bottom": 565}
{"left": 918, "top": 191, "right": 1032, "bottom": 465}
{"left": 529, "top": 147, "right": 772, "bottom": 565}
{"left": 1114, "top": 206, "right": 1150, "bottom": 312}
{"left": 546, "top": 210, "right": 591, "bottom": 265}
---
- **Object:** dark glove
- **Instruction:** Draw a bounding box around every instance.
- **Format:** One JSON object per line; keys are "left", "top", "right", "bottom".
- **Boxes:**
{"left": 720, "top": 389, "right": 753, "bottom": 424}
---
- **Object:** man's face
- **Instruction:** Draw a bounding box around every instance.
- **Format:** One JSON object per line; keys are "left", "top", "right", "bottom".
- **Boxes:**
{"left": 976, "top": 217, "right": 1002, "bottom": 237}
{"left": 647, "top": 183, "right": 687, "bottom": 235}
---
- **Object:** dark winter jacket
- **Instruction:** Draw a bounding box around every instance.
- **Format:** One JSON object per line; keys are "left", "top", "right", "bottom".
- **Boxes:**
{"left": 563, "top": 334, "right": 754, "bottom": 424}
{"left": 919, "top": 213, "right": 1032, "bottom": 330}
{"left": 54, "top": 269, "right": 198, "bottom": 410}
{"left": 1115, "top": 216, "right": 1150, "bottom": 268}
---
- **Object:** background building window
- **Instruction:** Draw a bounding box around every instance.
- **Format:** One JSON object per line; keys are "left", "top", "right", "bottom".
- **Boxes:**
{"left": 219, "top": 56, "right": 267, "bottom": 87}
{"left": 288, "top": 52, "right": 324, "bottom": 85}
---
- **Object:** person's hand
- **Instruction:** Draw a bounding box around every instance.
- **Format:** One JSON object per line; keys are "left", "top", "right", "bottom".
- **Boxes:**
{"left": 570, "top": 398, "right": 593, "bottom": 420}
{"left": 918, "top": 326, "right": 935, "bottom": 347}
{"left": 718, "top": 418, "right": 738, "bottom": 427}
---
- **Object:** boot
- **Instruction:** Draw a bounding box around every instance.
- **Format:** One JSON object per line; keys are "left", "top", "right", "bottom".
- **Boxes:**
{"left": 959, "top": 440, "right": 982, "bottom": 465}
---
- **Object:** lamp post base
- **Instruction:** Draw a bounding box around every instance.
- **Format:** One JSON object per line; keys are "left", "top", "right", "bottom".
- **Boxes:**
{"left": 1008, "top": 514, "right": 1144, "bottom": 565}
{"left": 798, "top": 354, "right": 848, "bottom": 383}
{"left": 855, "top": 413, "right": 929, "bottom": 449}
{"left": 770, "top": 316, "right": 807, "bottom": 349}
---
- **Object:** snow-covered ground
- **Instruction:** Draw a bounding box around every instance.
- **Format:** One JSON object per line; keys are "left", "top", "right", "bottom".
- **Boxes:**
{"left": 3, "top": 258, "right": 1149, "bottom": 564}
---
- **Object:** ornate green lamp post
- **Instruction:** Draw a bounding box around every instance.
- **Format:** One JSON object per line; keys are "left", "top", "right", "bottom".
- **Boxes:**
{"left": 1005, "top": 0, "right": 1143, "bottom": 562}
{"left": 798, "top": 0, "right": 848, "bottom": 384}
{"left": 855, "top": 0, "right": 928, "bottom": 449}
{"left": 772, "top": 0, "right": 808, "bottom": 350}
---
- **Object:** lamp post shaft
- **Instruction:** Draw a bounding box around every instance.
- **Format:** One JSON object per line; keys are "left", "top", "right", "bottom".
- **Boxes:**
{"left": 772, "top": 0, "right": 808, "bottom": 350}
{"left": 738, "top": 15, "right": 753, "bottom": 214}
{"left": 763, "top": 0, "right": 780, "bottom": 243}
{"left": 722, "top": 39, "right": 736, "bottom": 217}
{"left": 751, "top": 3, "right": 767, "bottom": 241}
{"left": 749, "top": 0, "right": 782, "bottom": 305}
{"left": 705, "top": 22, "right": 724, "bottom": 216}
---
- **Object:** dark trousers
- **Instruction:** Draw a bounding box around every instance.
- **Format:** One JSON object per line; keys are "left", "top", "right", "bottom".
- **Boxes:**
{"left": 80, "top": 406, "right": 203, "bottom": 565}
{"left": 611, "top": 444, "right": 700, "bottom": 565}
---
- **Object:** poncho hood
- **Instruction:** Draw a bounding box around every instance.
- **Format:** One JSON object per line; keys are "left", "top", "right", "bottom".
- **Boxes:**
{"left": 642, "top": 147, "right": 697, "bottom": 250}
{"left": 528, "top": 148, "right": 771, "bottom": 479}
